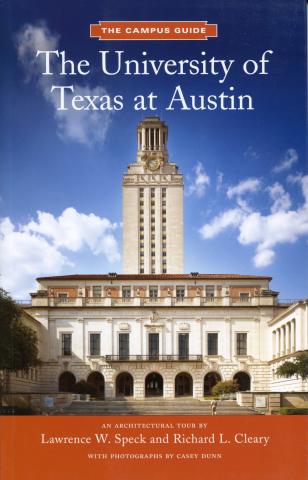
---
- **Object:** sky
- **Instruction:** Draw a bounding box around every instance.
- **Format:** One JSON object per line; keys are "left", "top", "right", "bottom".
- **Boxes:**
{"left": 0, "top": 0, "right": 307, "bottom": 299}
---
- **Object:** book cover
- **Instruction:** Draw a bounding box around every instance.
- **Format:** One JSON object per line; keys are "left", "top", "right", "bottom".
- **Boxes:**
{"left": 0, "top": 1, "right": 307, "bottom": 479}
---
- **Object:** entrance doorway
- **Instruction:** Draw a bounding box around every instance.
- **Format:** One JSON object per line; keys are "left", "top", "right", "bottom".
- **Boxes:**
{"left": 175, "top": 373, "right": 193, "bottom": 397}
{"left": 204, "top": 372, "right": 221, "bottom": 395}
{"left": 87, "top": 371, "right": 105, "bottom": 396}
{"left": 58, "top": 371, "right": 76, "bottom": 392}
{"left": 145, "top": 372, "right": 163, "bottom": 397}
{"left": 116, "top": 372, "right": 134, "bottom": 397}
{"left": 233, "top": 371, "right": 251, "bottom": 391}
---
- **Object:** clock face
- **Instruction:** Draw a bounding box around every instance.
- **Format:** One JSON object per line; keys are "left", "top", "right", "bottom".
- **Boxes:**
{"left": 146, "top": 153, "right": 161, "bottom": 171}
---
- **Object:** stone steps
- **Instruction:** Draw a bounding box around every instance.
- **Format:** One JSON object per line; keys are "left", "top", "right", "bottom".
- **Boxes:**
{"left": 57, "top": 398, "right": 262, "bottom": 416}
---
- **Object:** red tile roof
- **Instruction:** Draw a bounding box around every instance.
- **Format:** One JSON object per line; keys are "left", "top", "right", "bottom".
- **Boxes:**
{"left": 37, "top": 273, "right": 272, "bottom": 281}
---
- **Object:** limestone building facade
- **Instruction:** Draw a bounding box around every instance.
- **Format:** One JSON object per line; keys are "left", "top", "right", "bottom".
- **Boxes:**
{"left": 16, "top": 117, "right": 307, "bottom": 398}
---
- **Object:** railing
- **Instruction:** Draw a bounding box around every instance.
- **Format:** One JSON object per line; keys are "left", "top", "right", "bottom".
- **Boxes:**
{"left": 105, "top": 354, "right": 203, "bottom": 362}
{"left": 54, "top": 297, "right": 77, "bottom": 305}
{"left": 277, "top": 299, "right": 300, "bottom": 305}
{"left": 27, "top": 295, "right": 290, "bottom": 308}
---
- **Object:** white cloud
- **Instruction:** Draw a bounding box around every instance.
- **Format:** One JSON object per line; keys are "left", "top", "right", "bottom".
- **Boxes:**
{"left": 199, "top": 208, "right": 244, "bottom": 239}
{"left": 266, "top": 182, "right": 291, "bottom": 213}
{"left": 287, "top": 172, "right": 303, "bottom": 184}
{"left": 216, "top": 171, "right": 224, "bottom": 192}
{"left": 15, "top": 22, "right": 112, "bottom": 147}
{"left": 0, "top": 208, "right": 120, "bottom": 298}
{"left": 273, "top": 148, "right": 298, "bottom": 174}
{"left": 199, "top": 175, "right": 308, "bottom": 268}
{"left": 187, "top": 162, "right": 210, "bottom": 197}
{"left": 253, "top": 248, "right": 275, "bottom": 268}
{"left": 227, "top": 178, "right": 261, "bottom": 199}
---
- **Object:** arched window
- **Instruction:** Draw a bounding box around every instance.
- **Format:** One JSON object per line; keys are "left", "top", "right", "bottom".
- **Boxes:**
{"left": 58, "top": 371, "right": 76, "bottom": 392}
{"left": 87, "top": 371, "right": 105, "bottom": 396}
{"left": 116, "top": 372, "right": 134, "bottom": 397}
{"left": 175, "top": 373, "right": 193, "bottom": 397}
{"left": 233, "top": 371, "right": 251, "bottom": 391}
{"left": 145, "top": 372, "right": 163, "bottom": 397}
{"left": 204, "top": 372, "right": 221, "bottom": 395}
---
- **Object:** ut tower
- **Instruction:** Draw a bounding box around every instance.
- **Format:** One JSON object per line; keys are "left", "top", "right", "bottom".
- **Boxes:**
{"left": 123, "top": 117, "right": 184, "bottom": 274}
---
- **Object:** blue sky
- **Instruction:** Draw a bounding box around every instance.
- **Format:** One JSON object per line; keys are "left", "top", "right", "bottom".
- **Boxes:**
{"left": 0, "top": 0, "right": 307, "bottom": 299}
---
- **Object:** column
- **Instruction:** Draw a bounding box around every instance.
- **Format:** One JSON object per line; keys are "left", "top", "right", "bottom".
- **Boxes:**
{"left": 291, "top": 320, "right": 295, "bottom": 352}
{"left": 159, "top": 128, "right": 161, "bottom": 149}
{"left": 280, "top": 326, "right": 285, "bottom": 356}
{"left": 277, "top": 329, "right": 281, "bottom": 357}
{"left": 286, "top": 322, "right": 290, "bottom": 354}
{"left": 142, "top": 129, "right": 145, "bottom": 150}
{"left": 275, "top": 330, "right": 279, "bottom": 357}
{"left": 272, "top": 330, "right": 276, "bottom": 358}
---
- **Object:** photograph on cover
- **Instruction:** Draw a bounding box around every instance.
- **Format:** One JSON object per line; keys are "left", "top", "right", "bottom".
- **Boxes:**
{"left": 0, "top": 0, "right": 307, "bottom": 417}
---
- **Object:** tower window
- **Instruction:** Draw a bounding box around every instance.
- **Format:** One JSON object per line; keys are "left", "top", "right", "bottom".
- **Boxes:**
{"left": 92, "top": 286, "right": 102, "bottom": 298}
{"left": 236, "top": 333, "right": 247, "bottom": 356}
{"left": 122, "top": 286, "right": 131, "bottom": 298}
{"left": 89, "top": 333, "right": 101, "bottom": 356}
{"left": 61, "top": 333, "right": 72, "bottom": 356}
{"left": 207, "top": 333, "right": 218, "bottom": 356}
{"left": 119, "top": 333, "right": 129, "bottom": 360}
{"left": 205, "top": 286, "right": 215, "bottom": 299}
{"left": 176, "top": 286, "right": 185, "bottom": 299}
{"left": 149, "top": 286, "right": 158, "bottom": 298}
{"left": 178, "top": 333, "right": 189, "bottom": 360}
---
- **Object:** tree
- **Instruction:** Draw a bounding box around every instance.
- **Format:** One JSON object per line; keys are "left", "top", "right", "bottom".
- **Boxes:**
{"left": 276, "top": 352, "right": 308, "bottom": 381}
{"left": 0, "top": 289, "right": 40, "bottom": 390}
{"left": 212, "top": 380, "right": 239, "bottom": 397}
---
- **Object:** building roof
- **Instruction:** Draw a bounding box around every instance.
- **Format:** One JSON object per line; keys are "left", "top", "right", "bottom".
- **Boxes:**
{"left": 37, "top": 273, "right": 272, "bottom": 281}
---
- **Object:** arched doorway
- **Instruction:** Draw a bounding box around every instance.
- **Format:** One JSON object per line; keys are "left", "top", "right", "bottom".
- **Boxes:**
{"left": 87, "top": 371, "right": 105, "bottom": 396}
{"left": 145, "top": 372, "right": 163, "bottom": 397}
{"left": 116, "top": 372, "right": 134, "bottom": 397}
{"left": 204, "top": 372, "right": 221, "bottom": 395}
{"left": 233, "top": 371, "right": 251, "bottom": 391}
{"left": 175, "top": 373, "right": 193, "bottom": 397}
{"left": 58, "top": 371, "right": 76, "bottom": 392}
